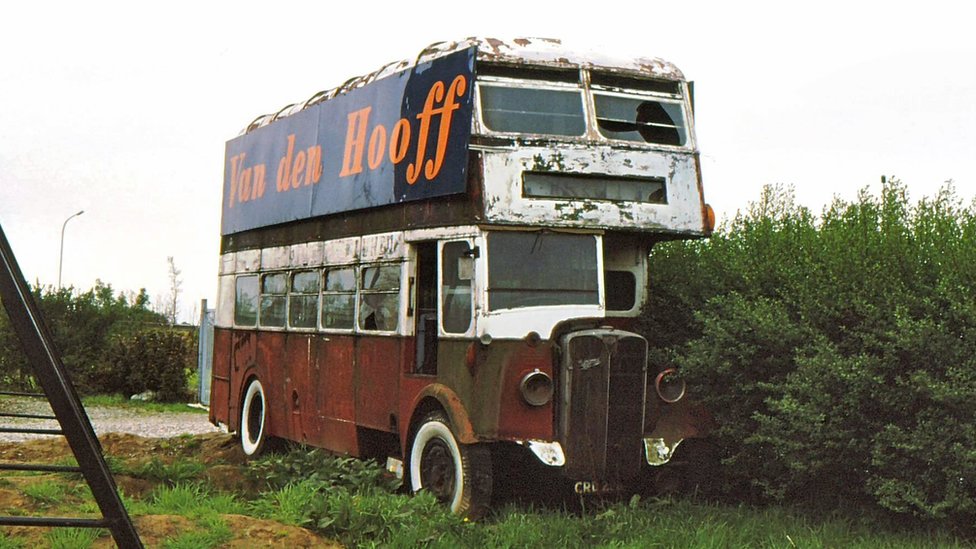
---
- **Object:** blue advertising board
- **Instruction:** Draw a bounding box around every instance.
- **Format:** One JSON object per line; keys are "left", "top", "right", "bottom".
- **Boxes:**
{"left": 221, "top": 47, "right": 476, "bottom": 235}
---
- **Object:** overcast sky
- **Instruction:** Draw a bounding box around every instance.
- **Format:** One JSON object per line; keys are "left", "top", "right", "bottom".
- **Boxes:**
{"left": 1, "top": 1, "right": 973, "bottom": 322}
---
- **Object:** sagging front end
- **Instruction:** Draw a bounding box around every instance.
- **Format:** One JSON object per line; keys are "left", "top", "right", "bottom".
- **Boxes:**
{"left": 509, "top": 324, "right": 708, "bottom": 494}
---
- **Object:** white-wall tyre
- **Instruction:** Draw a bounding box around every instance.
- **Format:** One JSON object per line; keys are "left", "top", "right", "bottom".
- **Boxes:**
{"left": 240, "top": 379, "right": 268, "bottom": 457}
{"left": 409, "top": 411, "right": 491, "bottom": 518}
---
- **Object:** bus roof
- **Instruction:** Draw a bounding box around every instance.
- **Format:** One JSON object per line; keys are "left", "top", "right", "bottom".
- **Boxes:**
{"left": 241, "top": 37, "right": 685, "bottom": 136}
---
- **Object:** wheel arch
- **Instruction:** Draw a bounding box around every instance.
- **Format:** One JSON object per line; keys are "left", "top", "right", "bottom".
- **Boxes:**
{"left": 403, "top": 384, "right": 477, "bottom": 454}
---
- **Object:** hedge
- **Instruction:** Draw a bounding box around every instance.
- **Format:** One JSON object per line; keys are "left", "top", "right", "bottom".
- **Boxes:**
{"left": 642, "top": 180, "right": 976, "bottom": 528}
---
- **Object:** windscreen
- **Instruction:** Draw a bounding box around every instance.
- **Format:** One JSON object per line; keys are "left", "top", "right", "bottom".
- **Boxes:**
{"left": 487, "top": 232, "right": 598, "bottom": 310}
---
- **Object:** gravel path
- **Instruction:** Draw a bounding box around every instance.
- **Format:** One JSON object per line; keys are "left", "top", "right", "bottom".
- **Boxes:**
{"left": 0, "top": 396, "right": 221, "bottom": 442}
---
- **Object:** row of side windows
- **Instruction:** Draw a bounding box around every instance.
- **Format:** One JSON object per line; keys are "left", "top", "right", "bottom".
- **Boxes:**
{"left": 234, "top": 264, "right": 400, "bottom": 332}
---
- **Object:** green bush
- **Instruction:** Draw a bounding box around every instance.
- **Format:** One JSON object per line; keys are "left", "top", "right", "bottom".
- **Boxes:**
{"left": 99, "top": 329, "right": 195, "bottom": 401}
{"left": 644, "top": 180, "right": 976, "bottom": 528}
{"left": 247, "top": 446, "right": 400, "bottom": 494}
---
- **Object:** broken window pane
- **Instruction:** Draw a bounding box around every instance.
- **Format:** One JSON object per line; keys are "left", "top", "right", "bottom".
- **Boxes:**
{"left": 359, "top": 265, "right": 400, "bottom": 332}
{"left": 594, "top": 93, "right": 686, "bottom": 146}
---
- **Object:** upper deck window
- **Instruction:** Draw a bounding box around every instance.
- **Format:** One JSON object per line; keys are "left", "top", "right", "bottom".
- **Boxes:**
{"left": 479, "top": 85, "right": 586, "bottom": 137}
{"left": 594, "top": 94, "right": 687, "bottom": 146}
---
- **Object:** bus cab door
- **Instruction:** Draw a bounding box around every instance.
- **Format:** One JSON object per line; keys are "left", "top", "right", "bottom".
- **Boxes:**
{"left": 413, "top": 240, "right": 475, "bottom": 376}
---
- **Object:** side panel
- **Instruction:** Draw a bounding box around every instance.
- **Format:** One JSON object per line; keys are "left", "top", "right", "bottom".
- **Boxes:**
{"left": 310, "top": 334, "right": 358, "bottom": 455}
{"left": 208, "top": 327, "right": 233, "bottom": 427}
{"left": 436, "top": 339, "right": 555, "bottom": 441}
{"left": 281, "top": 334, "right": 317, "bottom": 444}
{"left": 355, "top": 337, "right": 402, "bottom": 431}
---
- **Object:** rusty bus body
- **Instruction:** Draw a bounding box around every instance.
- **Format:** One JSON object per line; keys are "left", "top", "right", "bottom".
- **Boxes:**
{"left": 210, "top": 37, "right": 714, "bottom": 516}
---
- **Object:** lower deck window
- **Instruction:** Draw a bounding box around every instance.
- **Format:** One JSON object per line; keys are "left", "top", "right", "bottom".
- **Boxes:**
{"left": 359, "top": 265, "right": 399, "bottom": 331}
{"left": 322, "top": 267, "right": 356, "bottom": 330}
{"left": 260, "top": 273, "right": 287, "bottom": 327}
{"left": 289, "top": 270, "right": 320, "bottom": 328}
{"left": 235, "top": 275, "right": 259, "bottom": 326}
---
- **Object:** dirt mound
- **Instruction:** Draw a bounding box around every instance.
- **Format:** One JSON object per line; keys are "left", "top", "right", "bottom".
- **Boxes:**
{"left": 0, "top": 432, "right": 341, "bottom": 547}
{"left": 0, "top": 432, "right": 245, "bottom": 467}
{"left": 2, "top": 514, "right": 340, "bottom": 548}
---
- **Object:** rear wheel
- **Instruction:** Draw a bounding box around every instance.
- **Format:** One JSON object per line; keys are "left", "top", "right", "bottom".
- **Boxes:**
{"left": 409, "top": 411, "right": 491, "bottom": 518}
{"left": 240, "top": 379, "right": 269, "bottom": 457}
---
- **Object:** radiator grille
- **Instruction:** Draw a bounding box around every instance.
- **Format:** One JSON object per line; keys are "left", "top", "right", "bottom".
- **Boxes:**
{"left": 561, "top": 329, "right": 647, "bottom": 480}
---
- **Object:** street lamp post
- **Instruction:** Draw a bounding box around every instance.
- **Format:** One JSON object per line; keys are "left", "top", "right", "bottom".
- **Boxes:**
{"left": 58, "top": 210, "right": 84, "bottom": 288}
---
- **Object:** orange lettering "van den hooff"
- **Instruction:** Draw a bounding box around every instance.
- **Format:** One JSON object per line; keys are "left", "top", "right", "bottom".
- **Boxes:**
{"left": 226, "top": 74, "right": 468, "bottom": 210}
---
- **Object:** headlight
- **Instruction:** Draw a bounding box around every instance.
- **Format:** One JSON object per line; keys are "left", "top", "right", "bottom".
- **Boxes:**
{"left": 519, "top": 369, "right": 553, "bottom": 406}
{"left": 655, "top": 368, "right": 685, "bottom": 403}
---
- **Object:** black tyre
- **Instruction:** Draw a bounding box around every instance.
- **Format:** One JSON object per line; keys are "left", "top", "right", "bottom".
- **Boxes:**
{"left": 409, "top": 411, "right": 492, "bottom": 518}
{"left": 240, "top": 379, "right": 269, "bottom": 457}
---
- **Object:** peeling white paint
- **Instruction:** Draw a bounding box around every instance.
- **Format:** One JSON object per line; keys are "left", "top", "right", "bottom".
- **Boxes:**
{"left": 215, "top": 274, "right": 235, "bottom": 328}
{"left": 261, "top": 245, "right": 291, "bottom": 270}
{"left": 322, "top": 236, "right": 359, "bottom": 265}
{"left": 236, "top": 249, "right": 260, "bottom": 273}
{"left": 360, "top": 232, "right": 404, "bottom": 262}
{"left": 291, "top": 241, "right": 324, "bottom": 268}
{"left": 480, "top": 146, "right": 704, "bottom": 234}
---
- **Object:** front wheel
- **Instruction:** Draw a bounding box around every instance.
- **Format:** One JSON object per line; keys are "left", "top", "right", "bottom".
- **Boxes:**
{"left": 240, "top": 379, "right": 269, "bottom": 457}
{"left": 409, "top": 411, "right": 492, "bottom": 518}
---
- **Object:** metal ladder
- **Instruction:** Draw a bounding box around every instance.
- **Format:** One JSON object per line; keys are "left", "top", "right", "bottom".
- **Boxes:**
{"left": 0, "top": 222, "right": 143, "bottom": 548}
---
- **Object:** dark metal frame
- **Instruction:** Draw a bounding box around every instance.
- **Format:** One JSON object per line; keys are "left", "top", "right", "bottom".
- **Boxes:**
{"left": 0, "top": 223, "right": 143, "bottom": 547}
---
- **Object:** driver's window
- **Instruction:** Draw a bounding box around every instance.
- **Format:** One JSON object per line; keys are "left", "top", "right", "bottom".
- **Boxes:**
{"left": 441, "top": 241, "right": 473, "bottom": 334}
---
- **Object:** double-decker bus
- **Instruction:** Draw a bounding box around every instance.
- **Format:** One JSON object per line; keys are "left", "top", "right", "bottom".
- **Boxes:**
{"left": 210, "top": 37, "right": 715, "bottom": 517}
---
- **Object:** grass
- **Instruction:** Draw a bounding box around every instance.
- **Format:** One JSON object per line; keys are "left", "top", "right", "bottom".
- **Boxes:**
{"left": 21, "top": 479, "right": 83, "bottom": 506}
{"left": 132, "top": 457, "right": 207, "bottom": 484}
{"left": 248, "top": 479, "right": 323, "bottom": 525}
{"left": 0, "top": 537, "right": 26, "bottom": 549}
{"left": 138, "top": 483, "right": 246, "bottom": 518}
{"left": 2, "top": 441, "right": 971, "bottom": 547}
{"left": 162, "top": 515, "right": 234, "bottom": 549}
{"left": 46, "top": 528, "right": 104, "bottom": 549}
